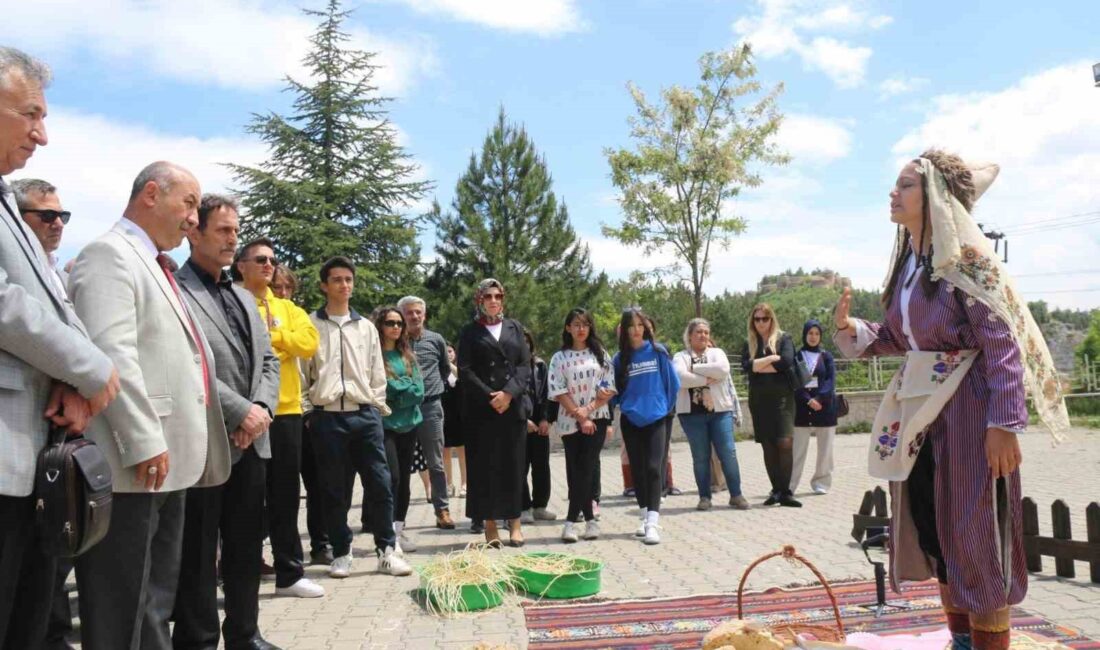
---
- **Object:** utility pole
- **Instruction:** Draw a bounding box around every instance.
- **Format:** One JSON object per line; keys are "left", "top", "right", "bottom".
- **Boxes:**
{"left": 978, "top": 223, "right": 1008, "bottom": 263}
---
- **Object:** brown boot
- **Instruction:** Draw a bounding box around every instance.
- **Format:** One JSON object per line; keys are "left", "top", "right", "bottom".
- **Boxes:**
{"left": 436, "top": 509, "right": 456, "bottom": 530}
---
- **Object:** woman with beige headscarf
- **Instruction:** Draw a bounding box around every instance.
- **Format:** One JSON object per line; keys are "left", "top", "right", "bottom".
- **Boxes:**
{"left": 834, "top": 149, "right": 1069, "bottom": 650}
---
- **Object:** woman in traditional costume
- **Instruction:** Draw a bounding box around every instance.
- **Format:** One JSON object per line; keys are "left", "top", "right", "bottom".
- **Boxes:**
{"left": 834, "top": 149, "right": 1069, "bottom": 650}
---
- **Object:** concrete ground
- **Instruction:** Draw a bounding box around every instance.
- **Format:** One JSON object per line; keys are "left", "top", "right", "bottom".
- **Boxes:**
{"left": 244, "top": 427, "right": 1100, "bottom": 649}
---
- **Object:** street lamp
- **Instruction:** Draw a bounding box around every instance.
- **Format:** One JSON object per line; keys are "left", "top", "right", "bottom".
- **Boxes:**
{"left": 1094, "top": 62, "right": 1100, "bottom": 87}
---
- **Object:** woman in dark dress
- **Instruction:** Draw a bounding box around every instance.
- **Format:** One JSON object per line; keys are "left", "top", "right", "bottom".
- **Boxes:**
{"left": 456, "top": 279, "right": 532, "bottom": 547}
{"left": 740, "top": 302, "right": 800, "bottom": 508}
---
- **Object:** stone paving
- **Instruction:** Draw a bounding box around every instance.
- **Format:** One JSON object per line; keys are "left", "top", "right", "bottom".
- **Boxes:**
{"left": 243, "top": 427, "right": 1099, "bottom": 649}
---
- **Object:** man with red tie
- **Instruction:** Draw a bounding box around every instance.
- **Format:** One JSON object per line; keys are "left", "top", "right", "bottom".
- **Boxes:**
{"left": 68, "top": 161, "right": 232, "bottom": 650}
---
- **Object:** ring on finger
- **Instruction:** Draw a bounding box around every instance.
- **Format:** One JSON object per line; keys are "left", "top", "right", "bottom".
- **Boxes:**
{"left": 148, "top": 466, "right": 158, "bottom": 475}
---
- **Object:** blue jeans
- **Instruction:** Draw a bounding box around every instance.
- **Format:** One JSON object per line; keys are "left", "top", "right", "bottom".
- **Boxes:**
{"left": 677, "top": 411, "right": 742, "bottom": 498}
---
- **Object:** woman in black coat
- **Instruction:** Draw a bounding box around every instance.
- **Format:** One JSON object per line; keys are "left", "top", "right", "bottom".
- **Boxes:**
{"left": 740, "top": 302, "right": 800, "bottom": 508}
{"left": 791, "top": 319, "right": 838, "bottom": 495}
{"left": 456, "top": 279, "right": 532, "bottom": 547}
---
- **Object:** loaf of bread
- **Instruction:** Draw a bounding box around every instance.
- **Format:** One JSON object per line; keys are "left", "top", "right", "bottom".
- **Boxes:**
{"left": 702, "top": 620, "right": 785, "bottom": 650}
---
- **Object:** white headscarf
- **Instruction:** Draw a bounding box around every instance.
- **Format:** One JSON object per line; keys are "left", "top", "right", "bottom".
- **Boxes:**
{"left": 884, "top": 158, "right": 1070, "bottom": 443}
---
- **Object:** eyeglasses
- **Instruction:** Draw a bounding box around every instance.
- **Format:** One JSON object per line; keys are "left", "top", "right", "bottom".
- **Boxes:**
{"left": 22, "top": 209, "right": 71, "bottom": 225}
{"left": 382, "top": 320, "right": 405, "bottom": 328}
{"left": 482, "top": 292, "right": 503, "bottom": 301}
{"left": 753, "top": 316, "right": 771, "bottom": 323}
{"left": 249, "top": 255, "right": 277, "bottom": 266}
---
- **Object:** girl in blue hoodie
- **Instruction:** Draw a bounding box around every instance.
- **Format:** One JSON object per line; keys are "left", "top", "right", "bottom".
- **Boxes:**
{"left": 612, "top": 308, "right": 679, "bottom": 544}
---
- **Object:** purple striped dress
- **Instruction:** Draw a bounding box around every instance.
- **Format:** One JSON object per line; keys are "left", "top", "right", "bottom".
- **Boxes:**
{"left": 839, "top": 270, "right": 1028, "bottom": 614}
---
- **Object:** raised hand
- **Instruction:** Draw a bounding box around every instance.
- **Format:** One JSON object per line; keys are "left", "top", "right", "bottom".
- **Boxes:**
{"left": 835, "top": 287, "right": 853, "bottom": 331}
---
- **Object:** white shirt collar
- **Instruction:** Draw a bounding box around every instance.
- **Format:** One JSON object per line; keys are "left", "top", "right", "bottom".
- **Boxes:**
{"left": 116, "top": 216, "right": 159, "bottom": 259}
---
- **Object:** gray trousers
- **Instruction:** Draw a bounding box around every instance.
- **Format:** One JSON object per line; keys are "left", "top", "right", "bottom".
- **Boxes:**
{"left": 75, "top": 491, "right": 185, "bottom": 650}
{"left": 413, "top": 398, "right": 449, "bottom": 514}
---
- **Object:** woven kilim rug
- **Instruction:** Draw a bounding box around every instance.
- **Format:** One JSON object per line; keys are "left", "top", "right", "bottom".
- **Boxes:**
{"left": 524, "top": 580, "right": 1099, "bottom": 649}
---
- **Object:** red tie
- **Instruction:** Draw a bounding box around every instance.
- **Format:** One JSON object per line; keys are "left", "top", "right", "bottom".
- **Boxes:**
{"left": 157, "top": 254, "right": 210, "bottom": 406}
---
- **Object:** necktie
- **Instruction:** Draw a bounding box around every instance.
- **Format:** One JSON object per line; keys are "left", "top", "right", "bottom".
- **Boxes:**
{"left": 157, "top": 254, "right": 210, "bottom": 406}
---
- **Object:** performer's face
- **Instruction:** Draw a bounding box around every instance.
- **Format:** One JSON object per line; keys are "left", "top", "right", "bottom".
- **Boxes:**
{"left": 889, "top": 162, "right": 924, "bottom": 230}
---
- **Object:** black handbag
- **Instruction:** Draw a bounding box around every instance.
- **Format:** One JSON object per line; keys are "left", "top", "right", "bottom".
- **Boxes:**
{"left": 34, "top": 425, "right": 114, "bottom": 557}
{"left": 836, "top": 394, "right": 850, "bottom": 418}
{"left": 788, "top": 347, "right": 813, "bottom": 391}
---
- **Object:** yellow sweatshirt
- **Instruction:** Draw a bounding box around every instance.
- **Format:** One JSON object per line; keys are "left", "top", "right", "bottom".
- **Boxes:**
{"left": 253, "top": 287, "right": 319, "bottom": 415}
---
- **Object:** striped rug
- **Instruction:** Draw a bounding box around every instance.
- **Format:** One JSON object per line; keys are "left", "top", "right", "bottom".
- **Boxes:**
{"left": 523, "top": 580, "right": 1099, "bottom": 649}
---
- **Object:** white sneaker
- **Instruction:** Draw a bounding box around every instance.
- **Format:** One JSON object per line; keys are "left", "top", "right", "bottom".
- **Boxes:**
{"left": 643, "top": 523, "right": 661, "bottom": 545}
{"left": 378, "top": 547, "right": 413, "bottom": 576}
{"left": 582, "top": 520, "right": 600, "bottom": 540}
{"left": 521, "top": 509, "right": 535, "bottom": 524}
{"left": 561, "top": 521, "right": 578, "bottom": 543}
{"left": 812, "top": 486, "right": 829, "bottom": 495}
{"left": 275, "top": 577, "right": 325, "bottom": 598}
{"left": 533, "top": 507, "right": 558, "bottom": 521}
{"left": 329, "top": 554, "right": 352, "bottom": 578}
{"left": 634, "top": 508, "right": 647, "bottom": 537}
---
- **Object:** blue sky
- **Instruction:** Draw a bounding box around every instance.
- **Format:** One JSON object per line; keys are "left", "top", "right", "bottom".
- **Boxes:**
{"left": 9, "top": 0, "right": 1100, "bottom": 308}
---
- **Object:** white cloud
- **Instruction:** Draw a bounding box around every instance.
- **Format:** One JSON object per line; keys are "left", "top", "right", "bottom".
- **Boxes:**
{"left": 776, "top": 114, "right": 853, "bottom": 163}
{"left": 9, "top": 108, "right": 266, "bottom": 263}
{"left": 892, "top": 61, "right": 1100, "bottom": 309}
{"left": 393, "top": 0, "right": 585, "bottom": 36}
{"left": 733, "top": 0, "right": 889, "bottom": 88}
{"left": 878, "top": 76, "right": 930, "bottom": 99}
{"left": 8, "top": 0, "right": 437, "bottom": 94}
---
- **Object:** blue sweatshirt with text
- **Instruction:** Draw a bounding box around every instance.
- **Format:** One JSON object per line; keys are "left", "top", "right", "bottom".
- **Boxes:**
{"left": 611, "top": 341, "right": 680, "bottom": 428}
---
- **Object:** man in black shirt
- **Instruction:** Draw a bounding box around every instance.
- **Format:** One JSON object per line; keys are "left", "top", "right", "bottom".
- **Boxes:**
{"left": 171, "top": 194, "right": 282, "bottom": 650}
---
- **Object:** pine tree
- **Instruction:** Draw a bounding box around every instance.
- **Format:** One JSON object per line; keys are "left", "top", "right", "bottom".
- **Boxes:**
{"left": 227, "top": 0, "right": 430, "bottom": 309}
{"left": 425, "top": 109, "right": 605, "bottom": 349}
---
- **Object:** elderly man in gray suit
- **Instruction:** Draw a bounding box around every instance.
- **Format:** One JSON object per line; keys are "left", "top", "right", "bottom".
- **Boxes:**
{"left": 69, "top": 161, "right": 232, "bottom": 650}
{"left": 0, "top": 47, "right": 120, "bottom": 649}
{"left": 171, "top": 193, "right": 282, "bottom": 650}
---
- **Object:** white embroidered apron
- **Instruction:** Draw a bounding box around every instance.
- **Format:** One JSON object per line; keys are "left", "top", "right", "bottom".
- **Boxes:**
{"left": 868, "top": 349, "right": 978, "bottom": 481}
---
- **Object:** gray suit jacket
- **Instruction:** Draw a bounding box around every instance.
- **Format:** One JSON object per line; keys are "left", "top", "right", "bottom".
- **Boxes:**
{"left": 175, "top": 262, "right": 280, "bottom": 462}
{"left": 0, "top": 182, "right": 113, "bottom": 497}
{"left": 69, "top": 223, "right": 231, "bottom": 493}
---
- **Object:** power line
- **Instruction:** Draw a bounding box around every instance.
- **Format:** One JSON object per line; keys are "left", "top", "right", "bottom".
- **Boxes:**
{"left": 1016, "top": 269, "right": 1100, "bottom": 278}
{"left": 1021, "top": 287, "right": 1100, "bottom": 295}
{"left": 1001, "top": 213, "right": 1100, "bottom": 236}
{"left": 999, "top": 210, "right": 1100, "bottom": 231}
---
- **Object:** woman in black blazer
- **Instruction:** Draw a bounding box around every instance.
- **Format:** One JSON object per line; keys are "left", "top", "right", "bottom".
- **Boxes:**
{"left": 456, "top": 279, "right": 532, "bottom": 547}
{"left": 740, "top": 302, "right": 800, "bottom": 508}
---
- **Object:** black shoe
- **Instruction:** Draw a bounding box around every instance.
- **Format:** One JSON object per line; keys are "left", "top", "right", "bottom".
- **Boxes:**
{"left": 763, "top": 491, "right": 780, "bottom": 506}
{"left": 229, "top": 636, "right": 283, "bottom": 650}
{"left": 309, "top": 547, "right": 334, "bottom": 565}
{"left": 471, "top": 521, "right": 484, "bottom": 534}
{"left": 779, "top": 492, "right": 803, "bottom": 508}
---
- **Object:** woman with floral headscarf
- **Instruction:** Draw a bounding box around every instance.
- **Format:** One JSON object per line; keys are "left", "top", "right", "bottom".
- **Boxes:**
{"left": 834, "top": 149, "right": 1069, "bottom": 650}
{"left": 456, "top": 279, "right": 532, "bottom": 547}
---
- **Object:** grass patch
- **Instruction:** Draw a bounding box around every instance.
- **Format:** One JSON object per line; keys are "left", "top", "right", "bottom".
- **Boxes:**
{"left": 838, "top": 420, "right": 871, "bottom": 434}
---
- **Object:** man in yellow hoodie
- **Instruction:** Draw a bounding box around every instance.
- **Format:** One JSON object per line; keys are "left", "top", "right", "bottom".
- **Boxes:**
{"left": 234, "top": 237, "right": 324, "bottom": 599}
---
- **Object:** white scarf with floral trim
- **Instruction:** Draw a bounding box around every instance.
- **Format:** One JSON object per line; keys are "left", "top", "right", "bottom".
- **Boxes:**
{"left": 883, "top": 158, "right": 1070, "bottom": 443}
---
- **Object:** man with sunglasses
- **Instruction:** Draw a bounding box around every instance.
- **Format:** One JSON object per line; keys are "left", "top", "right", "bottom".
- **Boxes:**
{"left": 12, "top": 178, "right": 68, "bottom": 293}
{"left": 1, "top": 48, "right": 120, "bottom": 649}
{"left": 233, "top": 238, "right": 324, "bottom": 598}
{"left": 12, "top": 178, "right": 84, "bottom": 649}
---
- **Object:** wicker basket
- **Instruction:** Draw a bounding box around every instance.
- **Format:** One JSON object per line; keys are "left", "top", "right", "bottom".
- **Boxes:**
{"left": 736, "top": 545, "right": 846, "bottom": 644}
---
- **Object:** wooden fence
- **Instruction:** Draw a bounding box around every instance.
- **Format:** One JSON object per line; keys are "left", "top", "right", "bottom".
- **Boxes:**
{"left": 1022, "top": 498, "right": 1100, "bottom": 583}
{"left": 852, "top": 491, "right": 1100, "bottom": 584}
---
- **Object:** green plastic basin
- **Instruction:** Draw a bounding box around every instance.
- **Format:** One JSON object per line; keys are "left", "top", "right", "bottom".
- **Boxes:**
{"left": 423, "top": 579, "right": 506, "bottom": 612}
{"left": 514, "top": 552, "right": 602, "bottom": 599}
